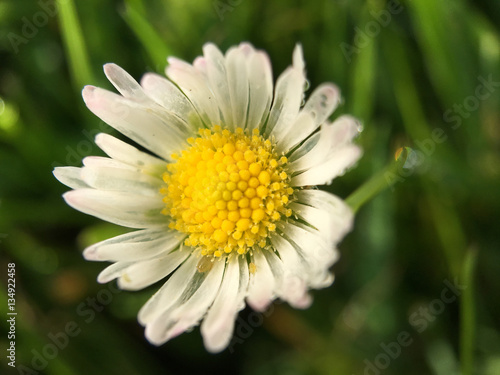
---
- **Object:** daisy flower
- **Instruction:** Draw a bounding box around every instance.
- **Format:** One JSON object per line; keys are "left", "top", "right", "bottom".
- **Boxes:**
{"left": 53, "top": 43, "right": 362, "bottom": 353}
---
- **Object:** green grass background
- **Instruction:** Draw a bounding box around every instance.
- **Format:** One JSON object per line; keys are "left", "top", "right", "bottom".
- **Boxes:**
{"left": 1, "top": 0, "right": 500, "bottom": 374}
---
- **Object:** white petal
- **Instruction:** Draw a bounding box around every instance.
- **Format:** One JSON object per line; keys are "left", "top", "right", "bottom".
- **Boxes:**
{"left": 246, "top": 250, "right": 275, "bottom": 311}
{"left": 288, "top": 115, "right": 361, "bottom": 168}
{"left": 145, "top": 258, "right": 225, "bottom": 345}
{"left": 118, "top": 250, "right": 190, "bottom": 291}
{"left": 281, "top": 221, "right": 336, "bottom": 288}
{"left": 246, "top": 50, "right": 273, "bottom": 131}
{"left": 288, "top": 122, "right": 336, "bottom": 172}
{"left": 292, "top": 44, "right": 305, "bottom": 72}
{"left": 266, "top": 44, "right": 305, "bottom": 137}
{"left": 97, "top": 261, "right": 134, "bottom": 283}
{"left": 287, "top": 220, "right": 337, "bottom": 266}
{"left": 269, "top": 232, "right": 307, "bottom": 276}
{"left": 287, "top": 131, "right": 321, "bottom": 164}
{"left": 95, "top": 133, "right": 166, "bottom": 173}
{"left": 276, "top": 84, "right": 341, "bottom": 153}
{"left": 326, "top": 115, "right": 362, "bottom": 148}
{"left": 140, "top": 73, "right": 201, "bottom": 131}
{"left": 166, "top": 57, "right": 219, "bottom": 126}
{"left": 83, "top": 228, "right": 184, "bottom": 262}
{"left": 82, "top": 86, "right": 185, "bottom": 161}
{"left": 275, "top": 111, "right": 315, "bottom": 154}
{"left": 301, "top": 83, "right": 340, "bottom": 125}
{"left": 193, "top": 56, "right": 207, "bottom": 74}
{"left": 288, "top": 115, "right": 362, "bottom": 185}
{"left": 266, "top": 68, "right": 304, "bottom": 138}
{"left": 63, "top": 189, "right": 165, "bottom": 228}
{"left": 235, "top": 255, "right": 250, "bottom": 311}
{"left": 289, "top": 202, "right": 332, "bottom": 240}
{"left": 272, "top": 221, "right": 338, "bottom": 288}
{"left": 293, "top": 189, "right": 354, "bottom": 245}
{"left": 103, "top": 63, "right": 152, "bottom": 103}
{"left": 53, "top": 167, "right": 88, "bottom": 190}
{"left": 225, "top": 45, "right": 250, "bottom": 130}
{"left": 203, "top": 43, "right": 234, "bottom": 130}
{"left": 138, "top": 253, "right": 199, "bottom": 325}
{"left": 81, "top": 164, "right": 162, "bottom": 197}
{"left": 291, "top": 145, "right": 362, "bottom": 186}
{"left": 269, "top": 232, "right": 314, "bottom": 303}
{"left": 105, "top": 71, "right": 196, "bottom": 140}
{"left": 263, "top": 250, "right": 311, "bottom": 309}
{"left": 201, "top": 256, "right": 247, "bottom": 353}
{"left": 82, "top": 156, "right": 136, "bottom": 170}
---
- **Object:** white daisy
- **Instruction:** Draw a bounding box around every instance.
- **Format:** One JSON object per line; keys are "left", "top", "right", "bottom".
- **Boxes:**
{"left": 53, "top": 43, "right": 362, "bottom": 353}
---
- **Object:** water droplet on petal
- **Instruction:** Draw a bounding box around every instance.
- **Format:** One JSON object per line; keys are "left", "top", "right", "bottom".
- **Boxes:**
{"left": 304, "top": 79, "right": 310, "bottom": 91}
{"left": 356, "top": 121, "right": 364, "bottom": 133}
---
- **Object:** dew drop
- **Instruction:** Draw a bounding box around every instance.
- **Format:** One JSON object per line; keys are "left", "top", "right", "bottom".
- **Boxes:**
{"left": 356, "top": 121, "right": 364, "bottom": 133}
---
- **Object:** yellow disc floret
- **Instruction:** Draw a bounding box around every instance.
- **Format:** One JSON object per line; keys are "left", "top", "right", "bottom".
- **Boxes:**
{"left": 160, "top": 126, "right": 293, "bottom": 258}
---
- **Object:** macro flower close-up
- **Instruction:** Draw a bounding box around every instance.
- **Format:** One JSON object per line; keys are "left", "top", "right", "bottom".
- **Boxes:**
{"left": 53, "top": 43, "right": 362, "bottom": 352}
{"left": 3, "top": 1, "right": 499, "bottom": 374}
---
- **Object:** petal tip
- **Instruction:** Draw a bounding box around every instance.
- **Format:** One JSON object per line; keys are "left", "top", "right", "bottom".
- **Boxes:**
{"left": 82, "top": 85, "right": 97, "bottom": 104}
{"left": 94, "top": 132, "right": 107, "bottom": 144}
{"left": 52, "top": 167, "right": 65, "bottom": 181}
{"left": 82, "top": 246, "right": 99, "bottom": 261}
{"left": 62, "top": 190, "right": 76, "bottom": 204}
{"left": 103, "top": 62, "right": 118, "bottom": 71}
{"left": 293, "top": 43, "right": 305, "bottom": 70}
{"left": 247, "top": 298, "right": 272, "bottom": 313}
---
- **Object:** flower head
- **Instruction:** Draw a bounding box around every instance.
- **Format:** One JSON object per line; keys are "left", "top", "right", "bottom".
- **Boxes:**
{"left": 54, "top": 43, "right": 362, "bottom": 352}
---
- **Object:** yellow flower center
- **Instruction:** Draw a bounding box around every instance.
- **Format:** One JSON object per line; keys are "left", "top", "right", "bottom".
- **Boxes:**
{"left": 160, "top": 126, "right": 293, "bottom": 258}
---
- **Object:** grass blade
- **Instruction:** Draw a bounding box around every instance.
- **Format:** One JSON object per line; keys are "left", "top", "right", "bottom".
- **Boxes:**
{"left": 460, "top": 247, "right": 478, "bottom": 375}
{"left": 57, "top": 0, "right": 95, "bottom": 88}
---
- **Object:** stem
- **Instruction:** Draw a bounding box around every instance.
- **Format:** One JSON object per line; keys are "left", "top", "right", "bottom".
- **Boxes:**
{"left": 345, "top": 147, "right": 412, "bottom": 213}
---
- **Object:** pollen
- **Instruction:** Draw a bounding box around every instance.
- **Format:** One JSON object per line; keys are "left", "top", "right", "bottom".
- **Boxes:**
{"left": 161, "top": 127, "right": 294, "bottom": 258}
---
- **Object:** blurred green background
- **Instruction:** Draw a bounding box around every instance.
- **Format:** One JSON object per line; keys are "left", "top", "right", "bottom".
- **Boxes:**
{"left": 1, "top": 0, "right": 500, "bottom": 374}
